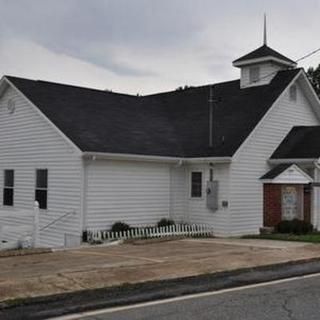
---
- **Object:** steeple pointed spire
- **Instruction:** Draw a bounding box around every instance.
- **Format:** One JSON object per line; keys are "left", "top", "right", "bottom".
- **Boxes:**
{"left": 263, "top": 13, "right": 267, "bottom": 46}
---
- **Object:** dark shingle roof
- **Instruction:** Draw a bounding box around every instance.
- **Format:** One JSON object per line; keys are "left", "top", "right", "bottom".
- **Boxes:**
{"left": 271, "top": 126, "right": 320, "bottom": 159}
{"left": 233, "top": 45, "right": 296, "bottom": 65}
{"left": 6, "top": 68, "right": 301, "bottom": 158}
{"left": 260, "top": 163, "right": 292, "bottom": 180}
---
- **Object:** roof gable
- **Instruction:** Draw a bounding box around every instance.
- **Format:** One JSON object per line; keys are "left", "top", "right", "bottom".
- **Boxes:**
{"left": 233, "top": 45, "right": 296, "bottom": 67}
{"left": 261, "top": 164, "right": 313, "bottom": 184}
{"left": 4, "top": 69, "right": 301, "bottom": 158}
{"left": 1, "top": 77, "right": 82, "bottom": 155}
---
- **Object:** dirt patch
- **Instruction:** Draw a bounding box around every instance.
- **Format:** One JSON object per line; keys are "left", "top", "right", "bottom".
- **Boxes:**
{"left": 0, "top": 248, "right": 52, "bottom": 258}
{"left": 0, "top": 238, "right": 320, "bottom": 303}
{"left": 125, "top": 236, "right": 186, "bottom": 245}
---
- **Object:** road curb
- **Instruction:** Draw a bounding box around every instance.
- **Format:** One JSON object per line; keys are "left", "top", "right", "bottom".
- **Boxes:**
{"left": 2, "top": 257, "right": 320, "bottom": 320}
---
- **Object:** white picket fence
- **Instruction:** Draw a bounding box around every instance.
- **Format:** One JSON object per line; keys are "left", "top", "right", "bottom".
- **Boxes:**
{"left": 87, "top": 224, "right": 214, "bottom": 243}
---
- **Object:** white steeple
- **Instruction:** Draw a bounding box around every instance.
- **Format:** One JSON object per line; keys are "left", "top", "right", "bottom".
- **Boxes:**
{"left": 233, "top": 15, "right": 296, "bottom": 88}
{"left": 263, "top": 13, "right": 267, "bottom": 46}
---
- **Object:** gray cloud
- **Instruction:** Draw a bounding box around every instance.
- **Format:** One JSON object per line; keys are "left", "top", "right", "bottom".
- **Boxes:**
{"left": 0, "top": 0, "right": 319, "bottom": 94}
{"left": 0, "top": 0, "right": 206, "bottom": 76}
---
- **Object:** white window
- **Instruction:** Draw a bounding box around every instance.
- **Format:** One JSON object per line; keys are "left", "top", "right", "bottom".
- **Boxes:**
{"left": 249, "top": 66, "right": 260, "bottom": 84}
{"left": 3, "top": 170, "right": 14, "bottom": 206}
{"left": 289, "top": 85, "right": 297, "bottom": 101}
{"left": 35, "top": 169, "right": 48, "bottom": 209}
{"left": 191, "top": 171, "right": 202, "bottom": 198}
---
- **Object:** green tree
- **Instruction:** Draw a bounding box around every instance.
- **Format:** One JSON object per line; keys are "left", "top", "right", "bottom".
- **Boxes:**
{"left": 307, "top": 65, "right": 320, "bottom": 97}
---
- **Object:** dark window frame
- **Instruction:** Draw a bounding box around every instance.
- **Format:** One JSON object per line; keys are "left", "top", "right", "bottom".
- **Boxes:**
{"left": 249, "top": 66, "right": 260, "bottom": 84}
{"left": 35, "top": 169, "right": 48, "bottom": 210}
{"left": 3, "top": 169, "right": 14, "bottom": 206}
{"left": 289, "top": 85, "right": 297, "bottom": 101}
{"left": 191, "top": 171, "right": 202, "bottom": 198}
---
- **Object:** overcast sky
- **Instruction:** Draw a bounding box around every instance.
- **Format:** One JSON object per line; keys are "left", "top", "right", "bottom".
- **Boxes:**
{"left": 0, "top": 0, "right": 319, "bottom": 94}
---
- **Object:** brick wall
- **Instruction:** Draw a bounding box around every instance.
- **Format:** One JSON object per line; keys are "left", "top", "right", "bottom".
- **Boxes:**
{"left": 263, "top": 184, "right": 282, "bottom": 227}
{"left": 263, "top": 184, "right": 311, "bottom": 227}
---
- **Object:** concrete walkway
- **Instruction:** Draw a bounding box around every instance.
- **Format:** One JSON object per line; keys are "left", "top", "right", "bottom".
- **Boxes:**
{"left": 0, "top": 238, "right": 319, "bottom": 303}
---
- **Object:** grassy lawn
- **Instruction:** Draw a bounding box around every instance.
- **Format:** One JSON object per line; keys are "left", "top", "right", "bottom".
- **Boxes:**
{"left": 243, "top": 233, "right": 320, "bottom": 243}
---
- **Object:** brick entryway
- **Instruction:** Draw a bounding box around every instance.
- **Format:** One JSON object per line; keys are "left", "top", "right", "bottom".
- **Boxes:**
{"left": 263, "top": 183, "right": 311, "bottom": 227}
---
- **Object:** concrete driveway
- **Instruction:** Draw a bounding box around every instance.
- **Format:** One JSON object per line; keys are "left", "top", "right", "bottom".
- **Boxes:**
{"left": 0, "top": 238, "right": 320, "bottom": 302}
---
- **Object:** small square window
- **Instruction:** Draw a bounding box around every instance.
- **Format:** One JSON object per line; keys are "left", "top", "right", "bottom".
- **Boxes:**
{"left": 290, "top": 85, "right": 297, "bottom": 101}
{"left": 191, "top": 172, "right": 202, "bottom": 198}
{"left": 249, "top": 66, "right": 260, "bottom": 83}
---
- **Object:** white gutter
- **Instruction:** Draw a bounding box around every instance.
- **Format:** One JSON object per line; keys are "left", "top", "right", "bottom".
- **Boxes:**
{"left": 82, "top": 152, "right": 232, "bottom": 164}
{"left": 185, "top": 157, "right": 232, "bottom": 164}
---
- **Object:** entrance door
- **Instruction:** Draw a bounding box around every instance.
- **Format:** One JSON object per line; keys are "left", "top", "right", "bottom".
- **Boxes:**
{"left": 282, "top": 186, "right": 302, "bottom": 220}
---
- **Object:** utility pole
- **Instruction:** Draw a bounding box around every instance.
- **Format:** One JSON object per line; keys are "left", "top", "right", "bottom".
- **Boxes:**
{"left": 208, "top": 85, "right": 221, "bottom": 148}
{"left": 209, "top": 85, "right": 214, "bottom": 148}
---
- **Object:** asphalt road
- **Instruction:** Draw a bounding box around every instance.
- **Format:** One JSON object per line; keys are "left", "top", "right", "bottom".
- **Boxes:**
{"left": 77, "top": 274, "right": 320, "bottom": 320}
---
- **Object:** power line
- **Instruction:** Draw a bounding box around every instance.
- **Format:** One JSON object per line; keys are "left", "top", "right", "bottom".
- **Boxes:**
{"left": 295, "top": 47, "right": 320, "bottom": 63}
{"left": 208, "top": 46, "right": 320, "bottom": 147}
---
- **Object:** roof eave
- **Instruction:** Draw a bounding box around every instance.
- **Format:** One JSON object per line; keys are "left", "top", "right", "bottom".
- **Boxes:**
{"left": 268, "top": 158, "right": 317, "bottom": 164}
{"left": 233, "top": 56, "right": 297, "bottom": 68}
{"left": 82, "top": 152, "right": 232, "bottom": 164}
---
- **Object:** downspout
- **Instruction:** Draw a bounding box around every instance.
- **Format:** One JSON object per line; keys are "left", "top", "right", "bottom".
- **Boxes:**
{"left": 313, "top": 160, "right": 320, "bottom": 229}
{"left": 80, "top": 156, "right": 95, "bottom": 242}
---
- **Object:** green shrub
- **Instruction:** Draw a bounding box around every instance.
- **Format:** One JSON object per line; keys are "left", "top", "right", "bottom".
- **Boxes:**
{"left": 111, "top": 221, "right": 131, "bottom": 233}
{"left": 276, "top": 219, "right": 313, "bottom": 235}
{"left": 276, "top": 220, "right": 292, "bottom": 234}
{"left": 157, "top": 218, "right": 175, "bottom": 228}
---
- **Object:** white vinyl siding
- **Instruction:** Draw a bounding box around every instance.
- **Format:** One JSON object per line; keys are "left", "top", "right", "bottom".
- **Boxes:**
{"left": 186, "top": 163, "right": 230, "bottom": 236}
{"left": 240, "top": 62, "right": 283, "bottom": 88}
{"left": 229, "top": 79, "right": 319, "bottom": 236}
{"left": 0, "top": 85, "right": 82, "bottom": 247}
{"left": 85, "top": 161, "right": 230, "bottom": 235}
{"left": 85, "top": 160, "right": 171, "bottom": 230}
{"left": 169, "top": 166, "right": 187, "bottom": 223}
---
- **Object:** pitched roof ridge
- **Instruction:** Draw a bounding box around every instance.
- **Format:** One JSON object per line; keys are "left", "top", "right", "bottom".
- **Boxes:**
{"left": 144, "top": 79, "right": 240, "bottom": 98}
{"left": 5, "top": 75, "right": 137, "bottom": 98}
{"left": 5, "top": 67, "right": 301, "bottom": 158}
{"left": 233, "top": 44, "right": 296, "bottom": 65}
